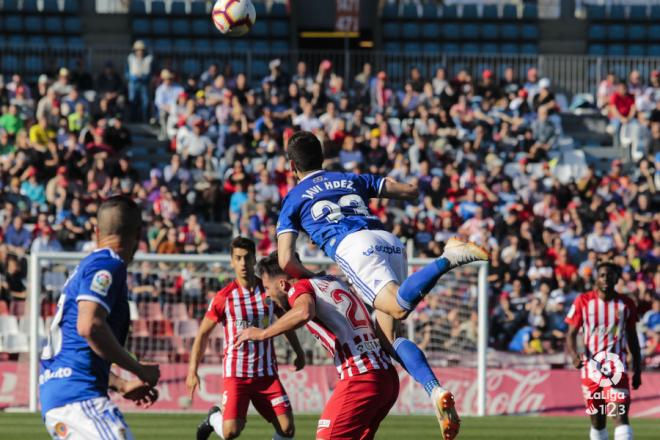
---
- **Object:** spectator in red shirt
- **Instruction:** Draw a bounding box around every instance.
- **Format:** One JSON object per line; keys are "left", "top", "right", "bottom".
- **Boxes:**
{"left": 609, "top": 81, "right": 637, "bottom": 146}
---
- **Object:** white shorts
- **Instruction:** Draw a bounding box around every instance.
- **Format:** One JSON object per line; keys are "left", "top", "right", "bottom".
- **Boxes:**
{"left": 334, "top": 229, "right": 407, "bottom": 306}
{"left": 44, "top": 397, "right": 134, "bottom": 440}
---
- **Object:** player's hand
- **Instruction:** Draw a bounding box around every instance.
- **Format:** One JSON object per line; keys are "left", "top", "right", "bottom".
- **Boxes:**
{"left": 121, "top": 379, "right": 159, "bottom": 408}
{"left": 137, "top": 362, "right": 160, "bottom": 387}
{"left": 572, "top": 355, "right": 583, "bottom": 369}
{"left": 290, "top": 354, "right": 305, "bottom": 372}
{"left": 186, "top": 371, "right": 200, "bottom": 399}
{"left": 632, "top": 371, "right": 642, "bottom": 390}
{"left": 236, "top": 327, "right": 265, "bottom": 347}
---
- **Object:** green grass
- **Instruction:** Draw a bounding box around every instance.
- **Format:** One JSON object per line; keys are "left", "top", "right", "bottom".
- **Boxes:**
{"left": 0, "top": 413, "right": 657, "bottom": 439}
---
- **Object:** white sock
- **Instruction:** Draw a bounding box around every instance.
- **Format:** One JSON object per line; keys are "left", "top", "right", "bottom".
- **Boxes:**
{"left": 209, "top": 412, "right": 224, "bottom": 439}
{"left": 590, "top": 427, "right": 609, "bottom": 440}
{"left": 614, "top": 425, "right": 633, "bottom": 440}
{"left": 272, "top": 432, "right": 294, "bottom": 440}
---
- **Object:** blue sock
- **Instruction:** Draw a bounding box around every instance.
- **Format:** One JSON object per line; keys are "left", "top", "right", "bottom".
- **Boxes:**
{"left": 393, "top": 337, "right": 440, "bottom": 396}
{"left": 396, "top": 258, "right": 450, "bottom": 311}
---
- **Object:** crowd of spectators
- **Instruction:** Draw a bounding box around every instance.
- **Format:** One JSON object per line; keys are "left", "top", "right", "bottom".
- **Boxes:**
{"left": 0, "top": 41, "right": 658, "bottom": 361}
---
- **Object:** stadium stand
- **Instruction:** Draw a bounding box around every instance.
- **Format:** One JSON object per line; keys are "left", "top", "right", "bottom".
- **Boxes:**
{"left": 586, "top": 3, "right": 660, "bottom": 56}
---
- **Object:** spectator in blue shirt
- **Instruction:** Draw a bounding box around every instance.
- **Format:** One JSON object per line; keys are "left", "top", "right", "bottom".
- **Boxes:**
{"left": 20, "top": 168, "right": 46, "bottom": 208}
{"left": 154, "top": 69, "right": 184, "bottom": 141}
{"left": 5, "top": 216, "right": 32, "bottom": 254}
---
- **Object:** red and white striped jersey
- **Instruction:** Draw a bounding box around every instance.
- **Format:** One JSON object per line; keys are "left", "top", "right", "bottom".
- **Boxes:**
{"left": 565, "top": 290, "right": 638, "bottom": 377}
{"left": 288, "top": 276, "right": 392, "bottom": 380}
{"left": 206, "top": 279, "right": 278, "bottom": 378}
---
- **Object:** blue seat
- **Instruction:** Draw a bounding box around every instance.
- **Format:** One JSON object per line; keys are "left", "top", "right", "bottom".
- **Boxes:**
{"left": 383, "top": 41, "right": 401, "bottom": 52}
{"left": 50, "top": 36, "right": 66, "bottom": 48}
{"left": 501, "top": 24, "right": 518, "bottom": 39}
{"left": 522, "top": 4, "right": 538, "bottom": 19}
{"left": 182, "top": 58, "right": 201, "bottom": 76}
{"left": 482, "top": 5, "right": 498, "bottom": 19}
{"left": 444, "top": 43, "right": 460, "bottom": 54}
{"left": 43, "top": 0, "right": 60, "bottom": 13}
{"left": 253, "top": 40, "right": 269, "bottom": 52}
{"left": 649, "top": 24, "right": 660, "bottom": 39}
{"left": 521, "top": 24, "right": 538, "bottom": 40}
{"left": 422, "top": 42, "right": 441, "bottom": 53}
{"left": 270, "top": 3, "right": 288, "bottom": 17}
{"left": 442, "top": 5, "right": 458, "bottom": 19}
{"left": 627, "top": 45, "right": 645, "bottom": 56}
{"left": 422, "top": 23, "right": 440, "bottom": 39}
{"left": 402, "top": 23, "right": 420, "bottom": 39}
{"left": 649, "top": 44, "right": 660, "bottom": 56}
{"left": 501, "top": 43, "right": 519, "bottom": 54}
{"left": 151, "top": 1, "right": 166, "bottom": 15}
{"left": 461, "top": 43, "right": 479, "bottom": 54}
{"left": 172, "top": 19, "right": 190, "bottom": 36}
{"left": 270, "top": 20, "right": 289, "bottom": 37}
{"left": 502, "top": 5, "right": 517, "bottom": 19}
{"left": 461, "top": 23, "right": 479, "bottom": 39}
{"left": 382, "top": 3, "right": 398, "bottom": 18}
{"left": 191, "top": 1, "right": 206, "bottom": 16}
{"left": 253, "top": 2, "right": 267, "bottom": 16}
{"left": 403, "top": 42, "right": 422, "bottom": 53}
{"left": 402, "top": 4, "right": 418, "bottom": 18}
{"left": 251, "top": 20, "right": 268, "bottom": 38}
{"left": 385, "top": 61, "right": 402, "bottom": 79}
{"left": 652, "top": 6, "right": 660, "bottom": 19}
{"left": 271, "top": 40, "right": 289, "bottom": 51}
{"left": 44, "top": 16, "right": 63, "bottom": 33}
{"left": 422, "top": 4, "right": 438, "bottom": 19}
{"left": 2, "top": 55, "right": 20, "bottom": 72}
{"left": 588, "top": 25, "right": 606, "bottom": 40}
{"left": 153, "top": 39, "right": 173, "bottom": 51}
{"left": 608, "top": 5, "right": 625, "bottom": 21}
{"left": 8, "top": 35, "right": 26, "bottom": 46}
{"left": 232, "top": 39, "right": 250, "bottom": 52}
{"left": 5, "top": 15, "right": 23, "bottom": 32}
{"left": 588, "top": 44, "right": 606, "bottom": 56}
{"left": 482, "top": 23, "right": 498, "bottom": 39}
{"left": 63, "top": 0, "right": 78, "bottom": 13}
{"left": 27, "top": 36, "right": 46, "bottom": 46}
{"left": 629, "top": 6, "right": 647, "bottom": 20}
{"left": 171, "top": 1, "right": 186, "bottom": 15}
{"left": 383, "top": 22, "right": 400, "bottom": 38}
{"left": 482, "top": 43, "right": 498, "bottom": 54}
{"left": 173, "top": 38, "right": 192, "bottom": 51}
{"left": 462, "top": 5, "right": 478, "bottom": 19}
{"left": 152, "top": 18, "right": 169, "bottom": 35}
{"left": 25, "top": 56, "right": 44, "bottom": 74}
{"left": 192, "top": 18, "right": 212, "bottom": 36}
{"left": 607, "top": 44, "right": 625, "bottom": 56}
{"left": 67, "top": 36, "right": 85, "bottom": 49}
{"left": 3, "top": 0, "right": 19, "bottom": 12}
{"left": 587, "top": 5, "right": 606, "bottom": 20}
{"left": 23, "top": 0, "right": 39, "bottom": 13}
{"left": 25, "top": 16, "right": 43, "bottom": 33}
{"left": 252, "top": 60, "right": 269, "bottom": 78}
{"left": 521, "top": 44, "right": 537, "bottom": 54}
{"left": 132, "top": 18, "right": 150, "bottom": 35}
{"left": 212, "top": 38, "right": 230, "bottom": 52}
{"left": 443, "top": 23, "right": 459, "bottom": 39}
{"left": 607, "top": 24, "right": 625, "bottom": 40}
{"left": 627, "top": 26, "right": 646, "bottom": 41}
{"left": 64, "top": 16, "right": 82, "bottom": 33}
{"left": 196, "top": 39, "right": 214, "bottom": 53}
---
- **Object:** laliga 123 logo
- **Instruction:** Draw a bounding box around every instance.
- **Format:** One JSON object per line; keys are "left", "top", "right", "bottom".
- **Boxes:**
{"left": 587, "top": 352, "right": 624, "bottom": 387}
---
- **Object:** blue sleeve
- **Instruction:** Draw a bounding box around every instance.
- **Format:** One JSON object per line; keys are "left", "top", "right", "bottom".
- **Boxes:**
{"left": 355, "top": 173, "right": 385, "bottom": 198}
{"left": 276, "top": 194, "right": 300, "bottom": 236}
{"left": 76, "top": 258, "right": 126, "bottom": 313}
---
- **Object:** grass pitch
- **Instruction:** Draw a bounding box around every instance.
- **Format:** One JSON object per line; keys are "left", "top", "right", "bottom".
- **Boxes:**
{"left": 0, "top": 413, "right": 657, "bottom": 439}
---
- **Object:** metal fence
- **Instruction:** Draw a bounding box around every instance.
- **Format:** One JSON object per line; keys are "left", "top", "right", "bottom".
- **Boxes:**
{"left": 3, "top": 45, "right": 660, "bottom": 98}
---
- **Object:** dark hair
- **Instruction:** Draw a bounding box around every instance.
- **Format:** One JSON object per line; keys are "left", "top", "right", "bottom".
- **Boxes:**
{"left": 256, "top": 252, "right": 286, "bottom": 278}
{"left": 230, "top": 236, "right": 256, "bottom": 257}
{"left": 597, "top": 260, "right": 622, "bottom": 276}
{"left": 97, "top": 195, "right": 141, "bottom": 237}
{"left": 287, "top": 131, "right": 324, "bottom": 173}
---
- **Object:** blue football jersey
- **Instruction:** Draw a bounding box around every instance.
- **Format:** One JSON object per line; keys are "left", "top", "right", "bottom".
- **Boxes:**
{"left": 39, "top": 248, "right": 130, "bottom": 415}
{"left": 277, "top": 170, "right": 385, "bottom": 259}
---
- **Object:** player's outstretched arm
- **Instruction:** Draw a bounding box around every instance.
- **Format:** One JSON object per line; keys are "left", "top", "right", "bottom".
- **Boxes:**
{"left": 565, "top": 324, "right": 583, "bottom": 369}
{"left": 627, "top": 327, "right": 643, "bottom": 389}
{"left": 78, "top": 301, "right": 160, "bottom": 386}
{"left": 109, "top": 372, "right": 159, "bottom": 408}
{"left": 278, "top": 232, "right": 317, "bottom": 279}
{"left": 237, "top": 295, "right": 316, "bottom": 346}
{"left": 186, "top": 316, "right": 217, "bottom": 398}
{"left": 275, "top": 308, "right": 306, "bottom": 371}
{"left": 379, "top": 177, "right": 419, "bottom": 201}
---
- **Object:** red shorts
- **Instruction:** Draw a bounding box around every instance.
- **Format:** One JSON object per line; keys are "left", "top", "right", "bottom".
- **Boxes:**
{"left": 222, "top": 376, "right": 291, "bottom": 422}
{"left": 582, "top": 372, "right": 630, "bottom": 415}
{"left": 317, "top": 367, "right": 399, "bottom": 440}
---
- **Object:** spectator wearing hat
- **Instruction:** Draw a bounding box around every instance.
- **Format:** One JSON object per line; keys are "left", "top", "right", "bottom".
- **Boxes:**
{"left": 155, "top": 69, "right": 184, "bottom": 141}
{"left": 533, "top": 78, "right": 556, "bottom": 114}
{"left": 51, "top": 68, "right": 74, "bottom": 99}
{"left": 126, "top": 40, "right": 153, "bottom": 122}
{"left": 177, "top": 118, "right": 214, "bottom": 159}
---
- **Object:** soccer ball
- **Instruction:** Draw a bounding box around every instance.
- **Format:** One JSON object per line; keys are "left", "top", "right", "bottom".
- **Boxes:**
{"left": 212, "top": 0, "right": 256, "bottom": 37}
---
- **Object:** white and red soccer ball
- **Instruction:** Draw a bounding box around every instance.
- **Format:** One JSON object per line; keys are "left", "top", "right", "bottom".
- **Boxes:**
{"left": 212, "top": 0, "right": 256, "bottom": 36}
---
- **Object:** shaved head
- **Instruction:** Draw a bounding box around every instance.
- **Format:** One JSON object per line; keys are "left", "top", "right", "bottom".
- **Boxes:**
{"left": 97, "top": 195, "right": 141, "bottom": 240}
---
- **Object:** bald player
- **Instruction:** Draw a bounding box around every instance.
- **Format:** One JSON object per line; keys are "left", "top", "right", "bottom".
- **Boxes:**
{"left": 40, "top": 196, "right": 161, "bottom": 440}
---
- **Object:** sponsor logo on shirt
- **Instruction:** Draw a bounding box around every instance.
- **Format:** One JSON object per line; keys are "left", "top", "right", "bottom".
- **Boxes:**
{"left": 90, "top": 270, "right": 113, "bottom": 296}
{"left": 39, "top": 367, "right": 73, "bottom": 385}
{"left": 362, "top": 244, "right": 403, "bottom": 257}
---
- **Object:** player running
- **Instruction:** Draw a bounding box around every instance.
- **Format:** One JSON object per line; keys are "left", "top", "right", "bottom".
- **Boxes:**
{"left": 276, "top": 131, "right": 487, "bottom": 439}
{"left": 237, "top": 252, "right": 399, "bottom": 440}
{"left": 566, "top": 261, "right": 642, "bottom": 440}
{"left": 40, "top": 196, "right": 161, "bottom": 440}
{"left": 187, "top": 237, "right": 305, "bottom": 440}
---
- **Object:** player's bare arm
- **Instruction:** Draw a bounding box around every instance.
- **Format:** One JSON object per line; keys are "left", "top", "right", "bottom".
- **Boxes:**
{"left": 379, "top": 177, "right": 419, "bottom": 201}
{"left": 565, "top": 324, "right": 583, "bottom": 369}
{"left": 186, "top": 316, "right": 218, "bottom": 398}
{"left": 237, "top": 294, "right": 315, "bottom": 345}
{"left": 277, "top": 232, "right": 317, "bottom": 279}
{"left": 275, "top": 307, "right": 307, "bottom": 371}
{"left": 77, "top": 300, "right": 160, "bottom": 386}
{"left": 627, "top": 327, "right": 643, "bottom": 389}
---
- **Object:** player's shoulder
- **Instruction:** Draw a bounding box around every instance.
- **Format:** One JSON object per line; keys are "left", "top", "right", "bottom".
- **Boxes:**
{"left": 80, "top": 248, "right": 125, "bottom": 276}
{"left": 575, "top": 290, "right": 596, "bottom": 303}
{"left": 215, "top": 279, "right": 239, "bottom": 301}
{"left": 618, "top": 293, "right": 637, "bottom": 309}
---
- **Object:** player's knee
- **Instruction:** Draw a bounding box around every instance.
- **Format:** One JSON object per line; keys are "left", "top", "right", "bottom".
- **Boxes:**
{"left": 276, "top": 419, "right": 295, "bottom": 438}
{"left": 223, "top": 422, "right": 244, "bottom": 439}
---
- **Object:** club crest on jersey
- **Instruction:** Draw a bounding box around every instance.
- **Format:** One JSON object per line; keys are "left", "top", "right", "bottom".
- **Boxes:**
{"left": 90, "top": 270, "right": 113, "bottom": 296}
{"left": 54, "top": 422, "right": 69, "bottom": 438}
